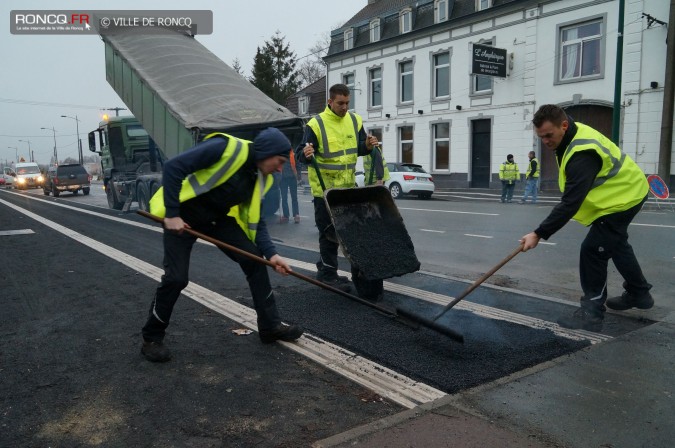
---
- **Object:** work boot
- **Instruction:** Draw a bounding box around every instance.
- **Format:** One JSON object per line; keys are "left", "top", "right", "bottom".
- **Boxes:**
{"left": 557, "top": 308, "right": 604, "bottom": 332}
{"left": 141, "top": 341, "right": 171, "bottom": 362}
{"left": 259, "top": 324, "right": 304, "bottom": 344}
{"left": 606, "top": 291, "right": 654, "bottom": 310}
{"left": 294, "top": 215, "right": 301, "bottom": 224}
{"left": 317, "top": 272, "right": 352, "bottom": 292}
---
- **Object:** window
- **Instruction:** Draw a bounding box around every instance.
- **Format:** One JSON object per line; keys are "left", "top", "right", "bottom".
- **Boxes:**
{"left": 343, "top": 73, "right": 355, "bottom": 110}
{"left": 400, "top": 126, "right": 414, "bottom": 163}
{"left": 435, "top": 0, "right": 448, "bottom": 23}
{"left": 400, "top": 9, "right": 412, "bottom": 34}
{"left": 476, "top": 0, "right": 492, "bottom": 11}
{"left": 369, "top": 67, "right": 382, "bottom": 108}
{"left": 559, "top": 19, "right": 603, "bottom": 81}
{"left": 344, "top": 29, "right": 354, "bottom": 50}
{"left": 473, "top": 40, "right": 494, "bottom": 94}
{"left": 433, "top": 52, "right": 450, "bottom": 98}
{"left": 370, "top": 19, "right": 380, "bottom": 42}
{"left": 433, "top": 122, "right": 450, "bottom": 170}
{"left": 298, "top": 96, "right": 309, "bottom": 115}
{"left": 399, "top": 60, "right": 414, "bottom": 103}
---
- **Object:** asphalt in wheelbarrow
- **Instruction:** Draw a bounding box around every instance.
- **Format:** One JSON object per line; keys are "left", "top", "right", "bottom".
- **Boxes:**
{"left": 325, "top": 186, "right": 420, "bottom": 280}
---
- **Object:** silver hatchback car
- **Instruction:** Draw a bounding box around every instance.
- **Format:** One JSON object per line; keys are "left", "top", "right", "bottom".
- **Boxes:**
{"left": 356, "top": 162, "right": 435, "bottom": 199}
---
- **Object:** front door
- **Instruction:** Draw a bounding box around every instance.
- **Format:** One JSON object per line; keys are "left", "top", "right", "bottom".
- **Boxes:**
{"left": 471, "top": 119, "right": 491, "bottom": 188}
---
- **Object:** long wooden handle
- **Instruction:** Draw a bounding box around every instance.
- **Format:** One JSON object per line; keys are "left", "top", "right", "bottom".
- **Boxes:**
{"left": 136, "top": 210, "right": 398, "bottom": 315}
{"left": 431, "top": 244, "right": 524, "bottom": 321}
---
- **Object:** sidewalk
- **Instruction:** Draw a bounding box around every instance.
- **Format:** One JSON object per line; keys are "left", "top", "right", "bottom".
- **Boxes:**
{"left": 314, "top": 319, "right": 674, "bottom": 448}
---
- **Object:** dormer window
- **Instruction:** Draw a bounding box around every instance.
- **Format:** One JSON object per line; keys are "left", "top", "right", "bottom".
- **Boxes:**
{"left": 476, "top": 0, "right": 492, "bottom": 11}
{"left": 370, "top": 19, "right": 380, "bottom": 42}
{"left": 400, "top": 9, "right": 412, "bottom": 34}
{"left": 344, "top": 28, "right": 354, "bottom": 50}
{"left": 435, "top": 0, "right": 448, "bottom": 23}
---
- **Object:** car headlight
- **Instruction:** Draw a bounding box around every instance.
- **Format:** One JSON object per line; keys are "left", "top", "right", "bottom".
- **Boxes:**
{"left": 16, "top": 177, "right": 26, "bottom": 184}
{"left": 37, "top": 175, "right": 44, "bottom": 182}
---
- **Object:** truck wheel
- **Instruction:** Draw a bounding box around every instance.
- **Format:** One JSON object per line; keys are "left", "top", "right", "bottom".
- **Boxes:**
{"left": 43, "top": 187, "right": 50, "bottom": 196}
{"left": 83, "top": 188, "right": 90, "bottom": 195}
{"left": 136, "top": 183, "right": 150, "bottom": 212}
{"left": 52, "top": 186, "right": 60, "bottom": 197}
{"left": 106, "top": 185, "right": 124, "bottom": 210}
{"left": 73, "top": 190, "right": 79, "bottom": 196}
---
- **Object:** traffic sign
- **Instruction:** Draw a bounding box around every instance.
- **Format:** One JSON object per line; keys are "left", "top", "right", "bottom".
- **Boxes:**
{"left": 647, "top": 174, "right": 669, "bottom": 200}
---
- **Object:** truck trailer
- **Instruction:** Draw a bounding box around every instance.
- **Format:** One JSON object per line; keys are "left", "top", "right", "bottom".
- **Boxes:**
{"left": 89, "top": 28, "right": 304, "bottom": 211}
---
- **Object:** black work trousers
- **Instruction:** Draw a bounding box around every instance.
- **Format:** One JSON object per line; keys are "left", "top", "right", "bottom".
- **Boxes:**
{"left": 579, "top": 195, "right": 651, "bottom": 315}
{"left": 142, "top": 217, "right": 281, "bottom": 343}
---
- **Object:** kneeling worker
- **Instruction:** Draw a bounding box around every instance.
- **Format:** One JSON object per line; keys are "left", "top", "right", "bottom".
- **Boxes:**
{"left": 141, "top": 128, "right": 304, "bottom": 362}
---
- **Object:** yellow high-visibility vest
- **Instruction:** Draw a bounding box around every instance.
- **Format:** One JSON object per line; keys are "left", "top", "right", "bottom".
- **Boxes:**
{"left": 558, "top": 123, "right": 648, "bottom": 225}
{"left": 149, "top": 133, "right": 274, "bottom": 241}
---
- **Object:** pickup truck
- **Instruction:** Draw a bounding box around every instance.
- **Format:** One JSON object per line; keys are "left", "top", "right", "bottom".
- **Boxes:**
{"left": 43, "top": 164, "right": 91, "bottom": 197}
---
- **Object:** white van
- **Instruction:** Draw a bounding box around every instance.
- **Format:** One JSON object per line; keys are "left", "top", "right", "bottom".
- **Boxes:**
{"left": 13, "top": 162, "right": 44, "bottom": 190}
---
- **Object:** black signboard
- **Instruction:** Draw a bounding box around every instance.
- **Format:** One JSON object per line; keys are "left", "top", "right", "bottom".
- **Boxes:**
{"left": 472, "top": 43, "right": 507, "bottom": 78}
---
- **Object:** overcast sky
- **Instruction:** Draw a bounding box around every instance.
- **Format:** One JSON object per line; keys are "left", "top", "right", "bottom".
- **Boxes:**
{"left": 1, "top": 0, "right": 366, "bottom": 165}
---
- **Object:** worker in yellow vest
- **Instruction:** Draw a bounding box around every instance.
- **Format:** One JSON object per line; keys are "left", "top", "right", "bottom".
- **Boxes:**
{"left": 520, "top": 151, "right": 540, "bottom": 204}
{"left": 295, "top": 83, "right": 380, "bottom": 298}
{"left": 141, "top": 128, "right": 304, "bottom": 362}
{"left": 498, "top": 154, "right": 519, "bottom": 203}
{"left": 521, "top": 105, "right": 652, "bottom": 332}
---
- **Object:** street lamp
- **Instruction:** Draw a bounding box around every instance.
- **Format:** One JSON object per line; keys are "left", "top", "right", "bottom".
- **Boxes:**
{"left": 7, "top": 146, "right": 18, "bottom": 163}
{"left": 18, "top": 139, "right": 32, "bottom": 162}
{"left": 40, "top": 127, "right": 58, "bottom": 165}
{"left": 61, "top": 115, "right": 82, "bottom": 164}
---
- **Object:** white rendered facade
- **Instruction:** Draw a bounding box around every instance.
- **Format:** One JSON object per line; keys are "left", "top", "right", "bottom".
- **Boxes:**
{"left": 324, "top": 0, "right": 674, "bottom": 189}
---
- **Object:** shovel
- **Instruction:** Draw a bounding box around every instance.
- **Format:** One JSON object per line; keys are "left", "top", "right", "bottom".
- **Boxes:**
{"left": 137, "top": 210, "right": 463, "bottom": 341}
{"left": 396, "top": 245, "right": 524, "bottom": 342}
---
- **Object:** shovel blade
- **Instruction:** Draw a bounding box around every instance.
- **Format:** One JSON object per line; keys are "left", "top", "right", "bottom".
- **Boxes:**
{"left": 325, "top": 185, "right": 420, "bottom": 280}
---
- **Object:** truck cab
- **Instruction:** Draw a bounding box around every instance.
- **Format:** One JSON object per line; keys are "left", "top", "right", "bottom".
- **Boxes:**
{"left": 89, "top": 116, "right": 164, "bottom": 210}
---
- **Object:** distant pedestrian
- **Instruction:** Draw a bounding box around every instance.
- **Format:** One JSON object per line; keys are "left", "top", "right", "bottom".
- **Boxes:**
{"left": 520, "top": 151, "right": 539, "bottom": 204}
{"left": 499, "top": 154, "right": 519, "bottom": 203}
{"left": 141, "top": 128, "right": 304, "bottom": 362}
{"left": 520, "top": 104, "right": 652, "bottom": 332}
{"left": 279, "top": 149, "right": 300, "bottom": 223}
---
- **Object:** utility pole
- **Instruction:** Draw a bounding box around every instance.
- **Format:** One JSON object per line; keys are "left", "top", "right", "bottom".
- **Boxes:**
{"left": 611, "top": 0, "right": 625, "bottom": 144}
{"left": 103, "top": 107, "right": 127, "bottom": 117}
{"left": 658, "top": 0, "right": 675, "bottom": 186}
{"left": 61, "top": 114, "right": 83, "bottom": 164}
{"left": 41, "top": 127, "right": 58, "bottom": 165}
{"left": 8, "top": 146, "right": 18, "bottom": 164}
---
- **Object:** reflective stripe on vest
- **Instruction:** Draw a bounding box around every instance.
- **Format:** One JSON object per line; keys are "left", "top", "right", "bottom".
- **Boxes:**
{"left": 307, "top": 107, "right": 362, "bottom": 196}
{"left": 558, "top": 123, "right": 648, "bottom": 225}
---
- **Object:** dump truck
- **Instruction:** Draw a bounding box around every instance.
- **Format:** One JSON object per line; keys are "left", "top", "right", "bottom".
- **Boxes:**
{"left": 88, "top": 28, "right": 304, "bottom": 211}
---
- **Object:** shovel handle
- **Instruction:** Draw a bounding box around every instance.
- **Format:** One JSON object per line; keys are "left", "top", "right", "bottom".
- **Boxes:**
{"left": 431, "top": 244, "right": 524, "bottom": 321}
{"left": 136, "top": 210, "right": 400, "bottom": 315}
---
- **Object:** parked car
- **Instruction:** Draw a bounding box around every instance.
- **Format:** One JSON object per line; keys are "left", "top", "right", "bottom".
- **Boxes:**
{"left": 13, "top": 162, "right": 44, "bottom": 190}
{"left": 43, "top": 164, "right": 91, "bottom": 197}
{"left": 356, "top": 162, "right": 434, "bottom": 199}
{"left": 2, "top": 167, "right": 14, "bottom": 187}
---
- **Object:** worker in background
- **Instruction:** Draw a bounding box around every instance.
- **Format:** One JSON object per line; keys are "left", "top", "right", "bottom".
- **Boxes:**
{"left": 520, "top": 150, "right": 539, "bottom": 204}
{"left": 295, "top": 83, "right": 379, "bottom": 297}
{"left": 279, "top": 149, "right": 301, "bottom": 223}
{"left": 520, "top": 104, "right": 653, "bottom": 332}
{"left": 141, "top": 128, "right": 304, "bottom": 362}
{"left": 499, "top": 154, "right": 519, "bottom": 203}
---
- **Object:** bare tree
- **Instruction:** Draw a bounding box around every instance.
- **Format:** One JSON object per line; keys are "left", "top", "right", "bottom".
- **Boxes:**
{"left": 296, "top": 33, "right": 332, "bottom": 89}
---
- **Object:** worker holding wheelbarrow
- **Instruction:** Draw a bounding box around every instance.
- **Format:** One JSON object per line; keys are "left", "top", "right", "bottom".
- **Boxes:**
{"left": 295, "top": 83, "right": 383, "bottom": 300}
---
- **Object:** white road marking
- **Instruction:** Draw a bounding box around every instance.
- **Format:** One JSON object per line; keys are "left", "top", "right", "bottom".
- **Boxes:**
{"left": 0, "top": 229, "right": 34, "bottom": 236}
{"left": 631, "top": 223, "right": 675, "bottom": 229}
{"left": 420, "top": 229, "right": 445, "bottom": 233}
{"left": 0, "top": 196, "right": 446, "bottom": 408}
{"left": 464, "top": 234, "right": 493, "bottom": 239}
{"left": 538, "top": 241, "right": 556, "bottom": 246}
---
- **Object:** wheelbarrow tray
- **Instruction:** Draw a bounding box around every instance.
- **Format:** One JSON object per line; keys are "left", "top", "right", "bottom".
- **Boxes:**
{"left": 324, "top": 185, "right": 420, "bottom": 280}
